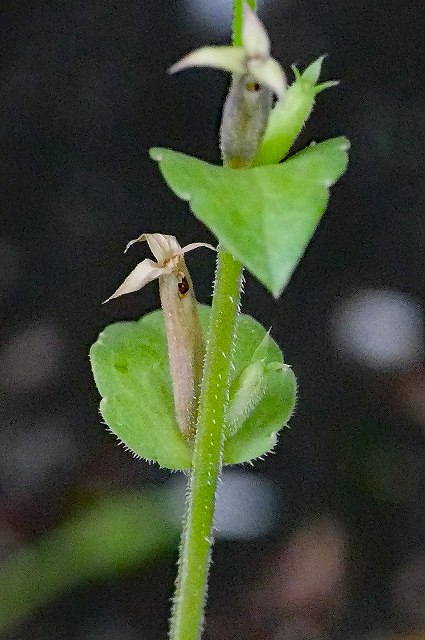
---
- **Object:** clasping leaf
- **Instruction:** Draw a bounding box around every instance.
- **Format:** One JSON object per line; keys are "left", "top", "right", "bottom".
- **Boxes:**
{"left": 90, "top": 306, "right": 297, "bottom": 470}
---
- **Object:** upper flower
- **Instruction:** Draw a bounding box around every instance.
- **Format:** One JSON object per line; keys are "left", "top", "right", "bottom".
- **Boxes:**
{"left": 104, "top": 233, "right": 215, "bottom": 302}
{"left": 168, "top": 1, "right": 286, "bottom": 100}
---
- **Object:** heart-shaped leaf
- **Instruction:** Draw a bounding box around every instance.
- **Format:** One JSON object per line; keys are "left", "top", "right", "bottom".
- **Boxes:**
{"left": 150, "top": 136, "right": 349, "bottom": 297}
{"left": 90, "top": 305, "right": 296, "bottom": 470}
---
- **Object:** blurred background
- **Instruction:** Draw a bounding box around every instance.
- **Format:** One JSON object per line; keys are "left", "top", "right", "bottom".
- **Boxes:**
{"left": 1, "top": 0, "right": 424, "bottom": 638}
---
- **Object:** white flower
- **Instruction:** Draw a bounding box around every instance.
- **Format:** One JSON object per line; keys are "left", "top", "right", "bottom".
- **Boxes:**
{"left": 104, "top": 233, "right": 215, "bottom": 302}
{"left": 168, "top": 1, "right": 286, "bottom": 100}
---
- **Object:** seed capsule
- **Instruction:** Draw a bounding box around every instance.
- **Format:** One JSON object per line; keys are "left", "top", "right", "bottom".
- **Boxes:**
{"left": 220, "top": 73, "right": 273, "bottom": 168}
{"left": 104, "top": 233, "right": 215, "bottom": 440}
{"left": 158, "top": 253, "right": 205, "bottom": 440}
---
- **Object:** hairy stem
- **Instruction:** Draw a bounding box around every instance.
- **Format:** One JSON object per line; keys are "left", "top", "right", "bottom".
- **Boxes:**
{"left": 169, "top": 3, "right": 255, "bottom": 639}
{"left": 169, "top": 248, "right": 243, "bottom": 640}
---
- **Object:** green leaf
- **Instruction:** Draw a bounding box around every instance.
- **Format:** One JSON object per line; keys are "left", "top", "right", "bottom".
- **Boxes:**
{"left": 254, "top": 56, "right": 339, "bottom": 166}
{"left": 150, "top": 137, "right": 349, "bottom": 297}
{"left": 90, "top": 305, "right": 296, "bottom": 470}
{"left": 91, "top": 315, "right": 193, "bottom": 470}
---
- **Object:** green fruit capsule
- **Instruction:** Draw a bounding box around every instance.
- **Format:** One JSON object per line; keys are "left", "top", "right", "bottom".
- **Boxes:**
{"left": 220, "top": 73, "right": 273, "bottom": 168}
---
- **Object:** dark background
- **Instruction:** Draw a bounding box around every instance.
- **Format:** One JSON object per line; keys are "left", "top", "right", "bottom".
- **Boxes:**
{"left": 1, "top": 0, "right": 424, "bottom": 638}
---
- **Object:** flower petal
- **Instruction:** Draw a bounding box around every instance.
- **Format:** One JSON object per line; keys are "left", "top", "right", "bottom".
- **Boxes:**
{"left": 181, "top": 241, "right": 217, "bottom": 255}
{"left": 103, "top": 259, "right": 164, "bottom": 303}
{"left": 248, "top": 57, "right": 287, "bottom": 99}
{"left": 168, "top": 46, "right": 245, "bottom": 75}
{"left": 125, "top": 233, "right": 182, "bottom": 267}
{"left": 242, "top": 2, "right": 270, "bottom": 59}
{"left": 143, "top": 234, "right": 181, "bottom": 265}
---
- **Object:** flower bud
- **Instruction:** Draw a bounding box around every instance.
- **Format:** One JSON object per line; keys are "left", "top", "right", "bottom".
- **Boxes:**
{"left": 226, "top": 334, "right": 284, "bottom": 436}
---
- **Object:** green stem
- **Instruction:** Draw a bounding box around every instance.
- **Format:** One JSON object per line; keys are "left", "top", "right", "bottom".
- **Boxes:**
{"left": 169, "top": 248, "right": 242, "bottom": 640}
{"left": 169, "top": 3, "right": 255, "bottom": 639}
{"left": 233, "top": 0, "right": 256, "bottom": 46}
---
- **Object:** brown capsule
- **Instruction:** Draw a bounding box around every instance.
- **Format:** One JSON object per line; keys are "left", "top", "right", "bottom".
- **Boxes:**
{"left": 158, "top": 255, "right": 205, "bottom": 440}
{"left": 104, "top": 233, "right": 215, "bottom": 440}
